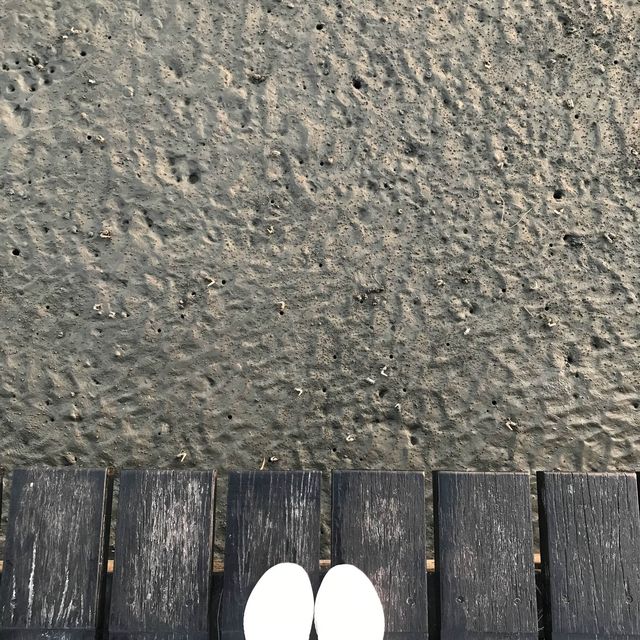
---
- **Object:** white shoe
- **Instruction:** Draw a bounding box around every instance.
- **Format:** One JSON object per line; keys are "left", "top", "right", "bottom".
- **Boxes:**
{"left": 243, "top": 562, "right": 315, "bottom": 640}
{"left": 314, "top": 564, "right": 385, "bottom": 640}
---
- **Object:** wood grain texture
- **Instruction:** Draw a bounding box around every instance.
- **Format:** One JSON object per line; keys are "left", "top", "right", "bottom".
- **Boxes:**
{"left": 0, "top": 468, "right": 112, "bottom": 640}
{"left": 538, "top": 472, "right": 640, "bottom": 640}
{"left": 434, "top": 471, "right": 537, "bottom": 640}
{"left": 108, "top": 470, "right": 216, "bottom": 640}
{"left": 219, "top": 470, "right": 321, "bottom": 640}
{"left": 332, "top": 470, "right": 428, "bottom": 640}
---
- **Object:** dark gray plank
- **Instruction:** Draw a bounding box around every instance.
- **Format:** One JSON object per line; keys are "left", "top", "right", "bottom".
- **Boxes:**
{"left": 108, "top": 470, "right": 216, "bottom": 640}
{"left": 538, "top": 472, "right": 640, "bottom": 640}
{"left": 219, "top": 470, "right": 321, "bottom": 640}
{"left": 434, "top": 471, "right": 537, "bottom": 640}
{"left": 0, "top": 468, "right": 112, "bottom": 640}
{"left": 332, "top": 470, "right": 428, "bottom": 640}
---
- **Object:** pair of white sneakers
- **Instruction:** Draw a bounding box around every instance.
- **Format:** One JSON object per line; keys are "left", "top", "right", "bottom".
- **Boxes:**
{"left": 243, "top": 562, "right": 385, "bottom": 640}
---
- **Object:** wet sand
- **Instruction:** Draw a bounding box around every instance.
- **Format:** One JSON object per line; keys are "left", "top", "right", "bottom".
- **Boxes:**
{"left": 1, "top": 0, "right": 639, "bottom": 550}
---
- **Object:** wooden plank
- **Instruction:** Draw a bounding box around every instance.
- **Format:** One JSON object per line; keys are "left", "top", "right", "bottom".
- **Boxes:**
{"left": 219, "top": 470, "right": 321, "bottom": 640}
{"left": 0, "top": 468, "right": 112, "bottom": 640}
{"left": 434, "top": 471, "right": 537, "bottom": 640}
{"left": 538, "top": 472, "right": 640, "bottom": 640}
{"left": 108, "top": 469, "right": 216, "bottom": 640}
{"left": 332, "top": 470, "right": 428, "bottom": 640}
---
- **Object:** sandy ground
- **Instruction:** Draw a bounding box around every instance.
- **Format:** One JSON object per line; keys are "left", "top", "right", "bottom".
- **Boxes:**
{"left": 1, "top": 0, "right": 639, "bottom": 551}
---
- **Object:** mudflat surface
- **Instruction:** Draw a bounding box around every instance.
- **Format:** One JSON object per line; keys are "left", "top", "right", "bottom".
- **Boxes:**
{"left": 1, "top": 0, "right": 639, "bottom": 549}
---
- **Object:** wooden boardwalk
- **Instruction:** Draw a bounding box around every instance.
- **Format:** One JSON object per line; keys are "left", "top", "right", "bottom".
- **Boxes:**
{"left": 0, "top": 468, "right": 638, "bottom": 639}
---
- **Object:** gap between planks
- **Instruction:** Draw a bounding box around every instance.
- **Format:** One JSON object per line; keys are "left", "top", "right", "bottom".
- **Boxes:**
{"left": 0, "top": 555, "right": 543, "bottom": 574}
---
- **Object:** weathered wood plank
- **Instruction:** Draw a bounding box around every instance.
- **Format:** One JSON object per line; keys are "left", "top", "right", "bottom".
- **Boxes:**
{"left": 0, "top": 468, "right": 112, "bottom": 640}
{"left": 219, "top": 470, "right": 321, "bottom": 640}
{"left": 434, "top": 471, "right": 537, "bottom": 640}
{"left": 538, "top": 472, "right": 640, "bottom": 640}
{"left": 332, "top": 470, "right": 428, "bottom": 640}
{"left": 108, "top": 469, "right": 216, "bottom": 640}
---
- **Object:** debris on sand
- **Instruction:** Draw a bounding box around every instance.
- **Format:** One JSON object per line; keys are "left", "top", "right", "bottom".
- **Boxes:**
{"left": 505, "top": 419, "right": 518, "bottom": 432}
{"left": 248, "top": 71, "right": 268, "bottom": 84}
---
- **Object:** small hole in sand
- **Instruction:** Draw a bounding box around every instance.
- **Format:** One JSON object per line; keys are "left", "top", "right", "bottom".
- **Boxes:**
{"left": 80, "top": 50, "right": 86, "bottom": 56}
{"left": 553, "top": 189, "right": 564, "bottom": 199}
{"left": 228, "top": 414, "right": 233, "bottom": 420}
{"left": 316, "top": 23, "right": 324, "bottom": 30}
{"left": 410, "top": 435, "right": 418, "bottom": 445}
{"left": 12, "top": 248, "right": 20, "bottom": 256}
{"left": 352, "top": 77, "right": 363, "bottom": 90}
{"left": 188, "top": 172, "right": 200, "bottom": 184}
